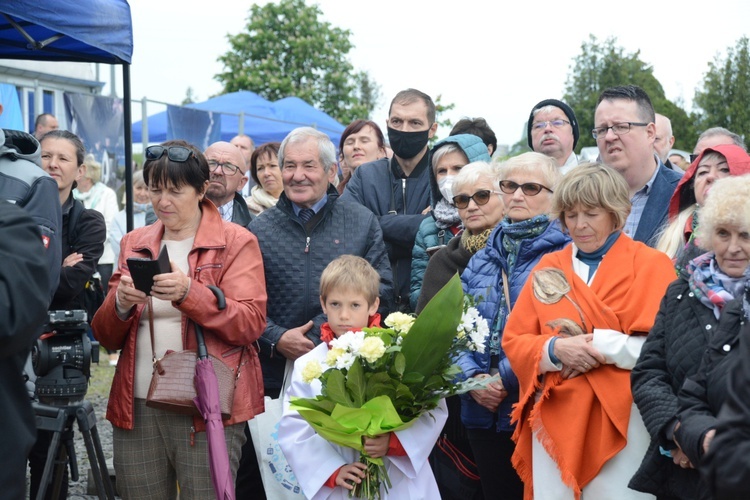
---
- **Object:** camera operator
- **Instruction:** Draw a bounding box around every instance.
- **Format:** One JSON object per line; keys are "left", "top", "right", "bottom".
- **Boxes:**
{"left": 28, "top": 130, "right": 105, "bottom": 499}
{"left": 0, "top": 201, "right": 51, "bottom": 500}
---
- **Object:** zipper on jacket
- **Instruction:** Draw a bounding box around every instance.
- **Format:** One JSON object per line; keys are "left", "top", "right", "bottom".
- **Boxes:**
{"left": 401, "top": 178, "right": 407, "bottom": 208}
{"left": 304, "top": 236, "right": 311, "bottom": 253}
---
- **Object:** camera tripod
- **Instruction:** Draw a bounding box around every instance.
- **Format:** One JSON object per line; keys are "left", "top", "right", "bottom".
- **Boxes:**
{"left": 33, "top": 400, "right": 116, "bottom": 500}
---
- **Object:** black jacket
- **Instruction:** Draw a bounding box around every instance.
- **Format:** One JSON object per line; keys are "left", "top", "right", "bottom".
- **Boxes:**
{"left": 0, "top": 128, "right": 61, "bottom": 301}
{"left": 341, "top": 155, "right": 431, "bottom": 310}
{"left": 674, "top": 298, "right": 743, "bottom": 499}
{"left": 50, "top": 195, "right": 106, "bottom": 311}
{"left": 0, "top": 202, "right": 50, "bottom": 500}
{"left": 701, "top": 318, "right": 750, "bottom": 499}
{"left": 630, "top": 275, "right": 721, "bottom": 498}
{"left": 248, "top": 186, "right": 393, "bottom": 391}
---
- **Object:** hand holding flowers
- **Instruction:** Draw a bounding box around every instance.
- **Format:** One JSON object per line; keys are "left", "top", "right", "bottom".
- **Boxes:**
{"left": 289, "top": 275, "right": 496, "bottom": 499}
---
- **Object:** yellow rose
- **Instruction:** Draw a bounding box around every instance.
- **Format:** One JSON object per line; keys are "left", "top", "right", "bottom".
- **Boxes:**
{"left": 359, "top": 337, "right": 386, "bottom": 363}
{"left": 301, "top": 360, "right": 323, "bottom": 383}
{"left": 384, "top": 312, "right": 416, "bottom": 334}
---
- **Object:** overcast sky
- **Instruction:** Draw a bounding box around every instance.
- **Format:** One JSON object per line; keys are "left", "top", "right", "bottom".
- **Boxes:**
{"left": 125, "top": 0, "right": 750, "bottom": 147}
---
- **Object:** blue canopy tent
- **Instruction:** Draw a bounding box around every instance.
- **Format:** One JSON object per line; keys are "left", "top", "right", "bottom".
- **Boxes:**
{"left": 133, "top": 90, "right": 345, "bottom": 147}
{"left": 0, "top": 0, "right": 135, "bottom": 230}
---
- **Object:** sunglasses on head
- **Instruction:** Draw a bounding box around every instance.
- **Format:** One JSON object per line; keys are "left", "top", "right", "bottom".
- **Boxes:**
{"left": 452, "top": 189, "right": 501, "bottom": 209}
{"left": 145, "top": 145, "right": 195, "bottom": 163}
{"left": 498, "top": 180, "right": 553, "bottom": 196}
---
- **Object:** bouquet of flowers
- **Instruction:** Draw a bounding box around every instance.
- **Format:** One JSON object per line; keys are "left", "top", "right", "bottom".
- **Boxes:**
{"left": 289, "top": 274, "right": 492, "bottom": 499}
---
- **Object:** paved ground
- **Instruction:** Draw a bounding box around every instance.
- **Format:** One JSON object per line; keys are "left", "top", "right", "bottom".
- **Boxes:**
{"left": 26, "top": 354, "right": 118, "bottom": 499}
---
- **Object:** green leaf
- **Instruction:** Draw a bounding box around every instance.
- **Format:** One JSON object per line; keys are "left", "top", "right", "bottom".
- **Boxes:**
{"left": 346, "top": 358, "right": 366, "bottom": 407}
{"left": 392, "top": 352, "right": 405, "bottom": 377}
{"left": 325, "top": 370, "right": 353, "bottom": 407}
{"left": 399, "top": 274, "right": 464, "bottom": 378}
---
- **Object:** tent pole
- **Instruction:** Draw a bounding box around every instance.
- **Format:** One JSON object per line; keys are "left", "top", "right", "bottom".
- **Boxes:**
{"left": 123, "top": 63, "right": 133, "bottom": 232}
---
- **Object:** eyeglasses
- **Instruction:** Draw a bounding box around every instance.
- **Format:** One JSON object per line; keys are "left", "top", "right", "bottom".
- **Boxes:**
{"left": 145, "top": 145, "right": 195, "bottom": 163}
{"left": 531, "top": 119, "right": 570, "bottom": 130}
{"left": 591, "top": 122, "right": 649, "bottom": 139}
{"left": 452, "top": 189, "right": 502, "bottom": 209}
{"left": 498, "top": 180, "right": 553, "bottom": 196}
{"left": 207, "top": 160, "right": 241, "bottom": 176}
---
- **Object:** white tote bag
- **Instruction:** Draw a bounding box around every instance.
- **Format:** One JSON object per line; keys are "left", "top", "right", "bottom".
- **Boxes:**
{"left": 248, "top": 359, "right": 305, "bottom": 499}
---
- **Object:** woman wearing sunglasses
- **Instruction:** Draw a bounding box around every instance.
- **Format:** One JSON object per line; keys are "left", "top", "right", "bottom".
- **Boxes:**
{"left": 502, "top": 163, "right": 675, "bottom": 499}
{"left": 409, "top": 133, "right": 491, "bottom": 312}
{"left": 92, "top": 140, "right": 267, "bottom": 499}
{"left": 456, "top": 152, "right": 569, "bottom": 500}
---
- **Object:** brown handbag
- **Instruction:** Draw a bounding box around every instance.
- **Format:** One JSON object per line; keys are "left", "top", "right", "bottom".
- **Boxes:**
{"left": 145, "top": 297, "right": 240, "bottom": 419}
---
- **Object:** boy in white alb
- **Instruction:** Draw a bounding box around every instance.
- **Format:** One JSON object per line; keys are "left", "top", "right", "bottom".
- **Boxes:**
{"left": 278, "top": 255, "right": 446, "bottom": 499}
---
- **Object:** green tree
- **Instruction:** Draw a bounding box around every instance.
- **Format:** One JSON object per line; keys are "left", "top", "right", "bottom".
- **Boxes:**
{"left": 215, "top": 0, "right": 378, "bottom": 125}
{"left": 563, "top": 35, "right": 696, "bottom": 152}
{"left": 430, "top": 94, "right": 456, "bottom": 146}
{"left": 694, "top": 36, "right": 750, "bottom": 141}
{"left": 181, "top": 87, "right": 197, "bottom": 105}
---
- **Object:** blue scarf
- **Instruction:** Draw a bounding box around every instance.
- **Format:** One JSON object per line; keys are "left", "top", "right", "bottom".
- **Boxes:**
{"left": 501, "top": 214, "right": 550, "bottom": 276}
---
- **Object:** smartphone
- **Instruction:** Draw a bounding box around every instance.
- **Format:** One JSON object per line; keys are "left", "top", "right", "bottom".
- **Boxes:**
{"left": 126, "top": 245, "right": 171, "bottom": 295}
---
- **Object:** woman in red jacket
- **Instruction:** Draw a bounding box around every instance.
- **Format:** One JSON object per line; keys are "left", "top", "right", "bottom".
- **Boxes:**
{"left": 92, "top": 140, "right": 267, "bottom": 499}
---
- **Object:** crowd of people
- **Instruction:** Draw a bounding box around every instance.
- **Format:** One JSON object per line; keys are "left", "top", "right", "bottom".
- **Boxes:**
{"left": 4, "top": 83, "right": 750, "bottom": 500}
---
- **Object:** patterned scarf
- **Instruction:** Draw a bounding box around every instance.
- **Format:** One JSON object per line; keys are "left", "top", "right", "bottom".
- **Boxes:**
{"left": 501, "top": 214, "right": 550, "bottom": 274}
{"left": 687, "top": 252, "right": 745, "bottom": 319}
{"left": 433, "top": 198, "right": 462, "bottom": 230}
{"left": 461, "top": 227, "right": 493, "bottom": 254}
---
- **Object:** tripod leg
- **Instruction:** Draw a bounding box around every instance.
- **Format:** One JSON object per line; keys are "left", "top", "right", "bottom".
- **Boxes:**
{"left": 76, "top": 403, "right": 116, "bottom": 500}
{"left": 35, "top": 429, "right": 62, "bottom": 500}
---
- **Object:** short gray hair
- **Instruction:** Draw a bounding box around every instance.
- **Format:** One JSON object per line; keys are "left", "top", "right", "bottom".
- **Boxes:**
{"left": 452, "top": 161, "right": 499, "bottom": 196}
{"left": 278, "top": 127, "right": 336, "bottom": 173}
{"left": 696, "top": 127, "right": 746, "bottom": 151}
{"left": 497, "top": 152, "right": 562, "bottom": 191}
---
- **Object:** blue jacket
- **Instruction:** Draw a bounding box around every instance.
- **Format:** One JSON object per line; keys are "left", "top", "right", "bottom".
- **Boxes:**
{"left": 410, "top": 134, "right": 491, "bottom": 310}
{"left": 341, "top": 155, "right": 431, "bottom": 310}
{"left": 457, "top": 220, "right": 569, "bottom": 431}
{"left": 249, "top": 187, "right": 393, "bottom": 391}
{"left": 633, "top": 158, "right": 683, "bottom": 247}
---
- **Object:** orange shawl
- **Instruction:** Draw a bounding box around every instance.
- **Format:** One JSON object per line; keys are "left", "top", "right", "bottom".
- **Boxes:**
{"left": 502, "top": 235, "right": 674, "bottom": 499}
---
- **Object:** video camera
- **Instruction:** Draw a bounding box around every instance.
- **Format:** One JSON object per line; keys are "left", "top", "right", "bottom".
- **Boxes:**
{"left": 31, "top": 310, "right": 99, "bottom": 405}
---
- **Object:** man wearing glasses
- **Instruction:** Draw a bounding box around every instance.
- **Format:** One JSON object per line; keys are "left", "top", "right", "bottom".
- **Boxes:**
{"left": 593, "top": 85, "right": 682, "bottom": 247}
{"left": 527, "top": 99, "right": 580, "bottom": 174}
{"left": 204, "top": 141, "right": 255, "bottom": 227}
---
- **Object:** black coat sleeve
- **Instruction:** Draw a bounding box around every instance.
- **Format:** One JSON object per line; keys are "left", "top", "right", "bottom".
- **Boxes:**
{"left": 631, "top": 285, "right": 680, "bottom": 444}
{"left": 52, "top": 207, "right": 106, "bottom": 310}
{"left": 0, "top": 202, "right": 50, "bottom": 356}
{"left": 701, "top": 321, "right": 750, "bottom": 499}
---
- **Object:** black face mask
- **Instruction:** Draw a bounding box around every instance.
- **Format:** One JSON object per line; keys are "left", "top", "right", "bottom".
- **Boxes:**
{"left": 387, "top": 127, "right": 430, "bottom": 160}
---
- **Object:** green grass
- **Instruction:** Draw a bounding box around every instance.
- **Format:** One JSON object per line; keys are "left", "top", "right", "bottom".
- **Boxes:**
{"left": 88, "top": 346, "right": 117, "bottom": 398}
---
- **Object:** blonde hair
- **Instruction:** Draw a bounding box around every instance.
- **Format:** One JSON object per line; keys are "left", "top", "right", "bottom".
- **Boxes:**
{"left": 83, "top": 154, "right": 102, "bottom": 183}
{"left": 553, "top": 162, "right": 631, "bottom": 233}
{"left": 320, "top": 255, "right": 380, "bottom": 305}
{"left": 497, "top": 151, "right": 562, "bottom": 191}
{"left": 656, "top": 205, "right": 697, "bottom": 258}
{"left": 695, "top": 175, "right": 750, "bottom": 251}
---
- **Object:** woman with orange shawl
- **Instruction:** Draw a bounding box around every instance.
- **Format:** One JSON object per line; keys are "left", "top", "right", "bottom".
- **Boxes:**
{"left": 502, "top": 163, "right": 675, "bottom": 499}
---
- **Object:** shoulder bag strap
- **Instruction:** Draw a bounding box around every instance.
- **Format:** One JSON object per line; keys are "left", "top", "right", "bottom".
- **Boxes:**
{"left": 501, "top": 268, "right": 512, "bottom": 313}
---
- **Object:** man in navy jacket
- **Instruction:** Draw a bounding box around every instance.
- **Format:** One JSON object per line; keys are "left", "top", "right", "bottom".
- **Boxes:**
{"left": 594, "top": 85, "right": 682, "bottom": 246}
{"left": 342, "top": 88, "right": 436, "bottom": 312}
